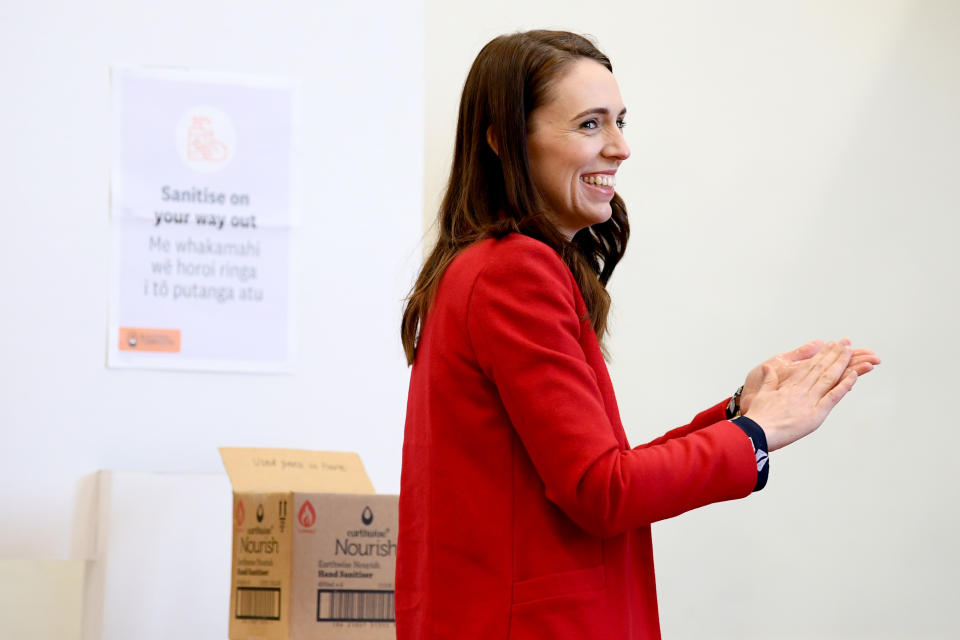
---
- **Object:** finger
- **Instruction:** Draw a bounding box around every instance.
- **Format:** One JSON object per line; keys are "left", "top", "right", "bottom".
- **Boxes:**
{"left": 812, "top": 343, "right": 853, "bottom": 395}
{"left": 849, "top": 354, "right": 881, "bottom": 370}
{"left": 848, "top": 362, "right": 874, "bottom": 376}
{"left": 846, "top": 354, "right": 881, "bottom": 378}
{"left": 780, "top": 340, "right": 825, "bottom": 363}
{"left": 798, "top": 341, "right": 838, "bottom": 388}
{"left": 818, "top": 370, "right": 858, "bottom": 413}
{"left": 802, "top": 341, "right": 850, "bottom": 393}
{"left": 851, "top": 350, "right": 881, "bottom": 366}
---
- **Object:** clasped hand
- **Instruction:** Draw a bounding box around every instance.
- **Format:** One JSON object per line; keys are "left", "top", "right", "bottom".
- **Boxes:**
{"left": 738, "top": 340, "right": 881, "bottom": 452}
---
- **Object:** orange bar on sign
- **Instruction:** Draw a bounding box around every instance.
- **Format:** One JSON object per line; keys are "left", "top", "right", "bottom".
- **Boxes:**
{"left": 118, "top": 327, "right": 181, "bottom": 353}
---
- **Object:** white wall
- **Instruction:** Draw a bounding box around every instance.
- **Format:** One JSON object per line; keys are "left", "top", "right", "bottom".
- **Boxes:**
{"left": 0, "top": 0, "right": 423, "bottom": 561}
{"left": 3, "top": 0, "right": 958, "bottom": 637}
{"left": 425, "top": 1, "right": 959, "bottom": 637}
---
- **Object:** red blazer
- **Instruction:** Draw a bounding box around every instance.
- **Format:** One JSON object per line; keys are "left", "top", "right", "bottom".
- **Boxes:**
{"left": 397, "top": 234, "right": 758, "bottom": 639}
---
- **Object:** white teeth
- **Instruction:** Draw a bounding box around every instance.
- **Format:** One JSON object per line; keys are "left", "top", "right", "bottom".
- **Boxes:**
{"left": 582, "top": 174, "right": 615, "bottom": 187}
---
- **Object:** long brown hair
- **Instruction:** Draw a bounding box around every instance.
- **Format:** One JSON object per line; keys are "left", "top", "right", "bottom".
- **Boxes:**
{"left": 401, "top": 30, "right": 629, "bottom": 365}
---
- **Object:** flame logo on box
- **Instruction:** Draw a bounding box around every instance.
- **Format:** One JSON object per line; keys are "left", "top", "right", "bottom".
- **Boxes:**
{"left": 235, "top": 501, "right": 245, "bottom": 527}
{"left": 298, "top": 500, "right": 316, "bottom": 529}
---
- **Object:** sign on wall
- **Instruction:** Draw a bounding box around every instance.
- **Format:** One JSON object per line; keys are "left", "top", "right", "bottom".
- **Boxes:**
{"left": 108, "top": 67, "right": 297, "bottom": 372}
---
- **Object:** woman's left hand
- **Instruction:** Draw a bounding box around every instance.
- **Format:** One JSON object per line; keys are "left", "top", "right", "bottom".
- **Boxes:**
{"left": 739, "top": 340, "right": 881, "bottom": 415}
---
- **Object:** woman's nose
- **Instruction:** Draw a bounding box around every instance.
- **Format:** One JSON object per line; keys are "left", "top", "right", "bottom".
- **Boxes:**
{"left": 604, "top": 130, "right": 630, "bottom": 162}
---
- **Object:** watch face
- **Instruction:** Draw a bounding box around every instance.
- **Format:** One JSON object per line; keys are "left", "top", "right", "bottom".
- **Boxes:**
{"left": 727, "top": 397, "right": 737, "bottom": 419}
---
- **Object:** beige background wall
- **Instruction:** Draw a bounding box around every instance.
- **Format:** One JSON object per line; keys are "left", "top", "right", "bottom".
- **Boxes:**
{"left": 424, "top": 1, "right": 959, "bottom": 637}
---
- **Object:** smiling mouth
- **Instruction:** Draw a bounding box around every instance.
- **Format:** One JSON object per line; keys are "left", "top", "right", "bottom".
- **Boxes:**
{"left": 581, "top": 174, "right": 616, "bottom": 188}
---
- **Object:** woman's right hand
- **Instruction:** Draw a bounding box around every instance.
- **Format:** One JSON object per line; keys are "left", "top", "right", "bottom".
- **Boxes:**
{"left": 743, "top": 339, "right": 859, "bottom": 452}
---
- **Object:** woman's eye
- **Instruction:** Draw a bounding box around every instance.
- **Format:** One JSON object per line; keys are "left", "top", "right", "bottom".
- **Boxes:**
{"left": 616, "top": 119, "right": 627, "bottom": 130}
{"left": 580, "top": 119, "right": 599, "bottom": 130}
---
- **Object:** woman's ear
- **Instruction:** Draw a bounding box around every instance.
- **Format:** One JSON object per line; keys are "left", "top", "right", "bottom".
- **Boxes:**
{"left": 486, "top": 125, "right": 499, "bottom": 156}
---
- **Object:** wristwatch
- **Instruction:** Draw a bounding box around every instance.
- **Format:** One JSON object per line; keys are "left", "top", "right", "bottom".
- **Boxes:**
{"left": 726, "top": 385, "right": 743, "bottom": 420}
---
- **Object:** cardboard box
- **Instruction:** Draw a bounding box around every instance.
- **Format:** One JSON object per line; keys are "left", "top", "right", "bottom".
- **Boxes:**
{"left": 220, "top": 448, "right": 397, "bottom": 640}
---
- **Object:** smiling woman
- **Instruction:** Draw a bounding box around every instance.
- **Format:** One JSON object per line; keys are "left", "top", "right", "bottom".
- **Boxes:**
{"left": 526, "top": 59, "right": 630, "bottom": 238}
{"left": 397, "top": 30, "right": 879, "bottom": 640}
{"left": 401, "top": 31, "right": 630, "bottom": 365}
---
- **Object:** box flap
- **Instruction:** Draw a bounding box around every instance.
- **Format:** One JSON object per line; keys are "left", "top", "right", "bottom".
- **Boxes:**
{"left": 218, "top": 448, "right": 375, "bottom": 494}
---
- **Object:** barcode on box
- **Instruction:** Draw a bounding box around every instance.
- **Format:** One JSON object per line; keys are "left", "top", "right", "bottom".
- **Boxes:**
{"left": 236, "top": 587, "right": 281, "bottom": 620}
{"left": 317, "top": 589, "right": 395, "bottom": 622}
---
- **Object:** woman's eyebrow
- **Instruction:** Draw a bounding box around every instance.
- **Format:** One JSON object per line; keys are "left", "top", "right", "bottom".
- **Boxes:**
{"left": 570, "top": 106, "right": 628, "bottom": 121}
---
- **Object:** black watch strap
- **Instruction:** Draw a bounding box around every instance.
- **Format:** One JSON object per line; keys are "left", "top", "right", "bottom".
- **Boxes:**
{"left": 731, "top": 416, "right": 769, "bottom": 492}
{"left": 726, "top": 385, "right": 744, "bottom": 420}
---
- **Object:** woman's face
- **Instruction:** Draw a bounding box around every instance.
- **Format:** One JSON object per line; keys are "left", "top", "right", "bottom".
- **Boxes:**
{"left": 526, "top": 59, "right": 630, "bottom": 239}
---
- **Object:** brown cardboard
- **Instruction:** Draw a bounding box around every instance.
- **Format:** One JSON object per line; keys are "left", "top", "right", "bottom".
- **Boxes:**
{"left": 220, "top": 448, "right": 397, "bottom": 640}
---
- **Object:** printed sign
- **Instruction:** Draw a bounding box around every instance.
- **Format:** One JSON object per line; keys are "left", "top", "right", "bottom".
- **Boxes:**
{"left": 108, "top": 67, "right": 296, "bottom": 372}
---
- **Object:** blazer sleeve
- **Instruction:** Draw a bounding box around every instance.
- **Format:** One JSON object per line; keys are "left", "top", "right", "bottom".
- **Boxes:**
{"left": 639, "top": 399, "right": 730, "bottom": 449}
{"left": 466, "top": 244, "right": 758, "bottom": 538}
